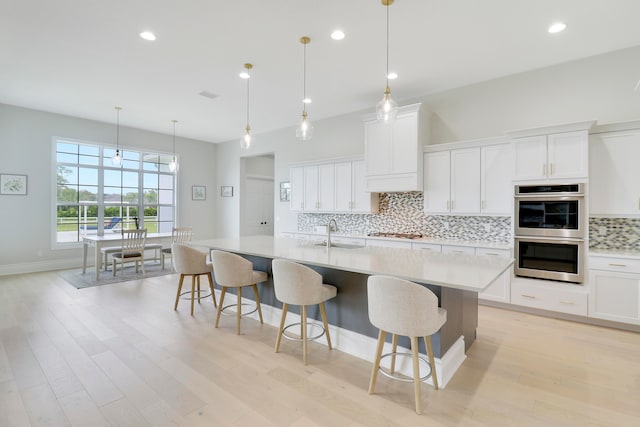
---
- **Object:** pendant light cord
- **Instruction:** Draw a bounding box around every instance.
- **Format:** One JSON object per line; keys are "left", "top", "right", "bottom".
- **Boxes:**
{"left": 385, "top": 3, "right": 390, "bottom": 88}
{"left": 172, "top": 120, "right": 176, "bottom": 155}
{"left": 246, "top": 72, "right": 250, "bottom": 126}
{"left": 116, "top": 107, "right": 120, "bottom": 151}
{"left": 302, "top": 41, "right": 307, "bottom": 113}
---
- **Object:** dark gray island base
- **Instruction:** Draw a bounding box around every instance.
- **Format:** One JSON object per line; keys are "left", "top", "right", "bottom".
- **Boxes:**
{"left": 226, "top": 254, "right": 478, "bottom": 359}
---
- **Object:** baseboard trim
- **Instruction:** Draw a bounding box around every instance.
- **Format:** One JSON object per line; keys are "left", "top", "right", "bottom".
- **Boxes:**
{"left": 480, "top": 300, "right": 640, "bottom": 333}
{"left": 0, "top": 259, "right": 82, "bottom": 276}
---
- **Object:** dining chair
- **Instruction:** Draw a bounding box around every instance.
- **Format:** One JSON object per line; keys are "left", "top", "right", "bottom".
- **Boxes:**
{"left": 111, "top": 229, "right": 147, "bottom": 277}
{"left": 161, "top": 226, "right": 192, "bottom": 270}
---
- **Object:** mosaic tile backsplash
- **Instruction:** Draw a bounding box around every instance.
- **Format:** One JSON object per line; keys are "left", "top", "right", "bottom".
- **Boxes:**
{"left": 298, "top": 192, "right": 512, "bottom": 243}
{"left": 589, "top": 217, "right": 640, "bottom": 250}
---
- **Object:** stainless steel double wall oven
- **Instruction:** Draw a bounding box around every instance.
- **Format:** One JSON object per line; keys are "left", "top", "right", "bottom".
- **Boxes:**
{"left": 514, "top": 183, "right": 585, "bottom": 283}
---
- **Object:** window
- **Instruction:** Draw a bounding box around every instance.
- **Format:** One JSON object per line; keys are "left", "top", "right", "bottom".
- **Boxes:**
{"left": 54, "top": 138, "right": 176, "bottom": 245}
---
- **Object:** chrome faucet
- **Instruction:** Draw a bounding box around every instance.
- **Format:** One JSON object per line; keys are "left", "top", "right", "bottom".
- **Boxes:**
{"left": 327, "top": 218, "right": 338, "bottom": 248}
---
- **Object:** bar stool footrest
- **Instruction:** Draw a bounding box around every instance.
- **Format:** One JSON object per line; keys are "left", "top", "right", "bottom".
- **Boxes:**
{"left": 282, "top": 322, "right": 326, "bottom": 342}
{"left": 179, "top": 289, "right": 212, "bottom": 300}
{"left": 378, "top": 352, "right": 433, "bottom": 383}
{"left": 221, "top": 302, "right": 258, "bottom": 317}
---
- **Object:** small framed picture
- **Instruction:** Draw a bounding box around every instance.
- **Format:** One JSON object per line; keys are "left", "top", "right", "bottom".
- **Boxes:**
{"left": 192, "top": 185, "right": 206, "bottom": 200}
{"left": 0, "top": 174, "right": 27, "bottom": 195}
{"left": 221, "top": 186, "right": 234, "bottom": 197}
{"left": 280, "top": 181, "right": 290, "bottom": 202}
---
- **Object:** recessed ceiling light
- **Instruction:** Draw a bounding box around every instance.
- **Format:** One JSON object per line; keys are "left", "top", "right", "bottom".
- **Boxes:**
{"left": 387, "top": 72, "right": 398, "bottom": 80}
{"left": 331, "top": 30, "right": 345, "bottom": 40}
{"left": 548, "top": 22, "right": 566, "bottom": 34}
{"left": 139, "top": 31, "right": 156, "bottom": 41}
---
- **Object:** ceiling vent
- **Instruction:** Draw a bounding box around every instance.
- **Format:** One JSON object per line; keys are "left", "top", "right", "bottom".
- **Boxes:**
{"left": 199, "top": 90, "right": 219, "bottom": 99}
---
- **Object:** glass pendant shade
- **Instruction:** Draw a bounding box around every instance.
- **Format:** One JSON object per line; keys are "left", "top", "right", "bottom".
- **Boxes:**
{"left": 240, "top": 63, "right": 253, "bottom": 150}
{"left": 169, "top": 119, "right": 178, "bottom": 171}
{"left": 168, "top": 156, "right": 177, "bottom": 172}
{"left": 296, "top": 36, "right": 313, "bottom": 141}
{"left": 112, "top": 106, "right": 123, "bottom": 166}
{"left": 376, "top": 86, "right": 398, "bottom": 122}
{"left": 296, "top": 111, "right": 314, "bottom": 141}
{"left": 241, "top": 125, "right": 252, "bottom": 150}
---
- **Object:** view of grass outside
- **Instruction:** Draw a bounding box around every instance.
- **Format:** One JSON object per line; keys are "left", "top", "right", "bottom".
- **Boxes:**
{"left": 55, "top": 140, "right": 175, "bottom": 244}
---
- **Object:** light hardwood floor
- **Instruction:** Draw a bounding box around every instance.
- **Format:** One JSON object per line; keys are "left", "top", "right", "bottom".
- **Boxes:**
{"left": 1, "top": 270, "right": 639, "bottom": 426}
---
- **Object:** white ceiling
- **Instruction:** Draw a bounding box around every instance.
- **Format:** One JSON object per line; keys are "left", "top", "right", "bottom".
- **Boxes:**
{"left": 3, "top": 0, "right": 640, "bottom": 144}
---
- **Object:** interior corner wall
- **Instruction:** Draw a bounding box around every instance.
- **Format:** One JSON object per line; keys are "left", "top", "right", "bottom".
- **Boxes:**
{"left": 0, "top": 103, "right": 216, "bottom": 274}
{"left": 213, "top": 44, "right": 640, "bottom": 237}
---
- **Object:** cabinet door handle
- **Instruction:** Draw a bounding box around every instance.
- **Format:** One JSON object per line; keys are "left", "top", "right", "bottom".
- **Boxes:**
{"left": 542, "top": 164, "right": 546, "bottom": 176}
{"left": 481, "top": 200, "right": 486, "bottom": 210}
{"left": 451, "top": 200, "right": 455, "bottom": 210}
{"left": 608, "top": 263, "right": 627, "bottom": 267}
{"left": 550, "top": 163, "right": 554, "bottom": 175}
{"left": 485, "top": 253, "right": 500, "bottom": 256}
{"left": 522, "top": 294, "right": 536, "bottom": 299}
{"left": 446, "top": 200, "right": 450, "bottom": 210}
{"left": 560, "top": 301, "right": 575, "bottom": 305}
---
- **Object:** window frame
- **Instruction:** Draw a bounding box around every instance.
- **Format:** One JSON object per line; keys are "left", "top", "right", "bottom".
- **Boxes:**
{"left": 51, "top": 136, "right": 178, "bottom": 249}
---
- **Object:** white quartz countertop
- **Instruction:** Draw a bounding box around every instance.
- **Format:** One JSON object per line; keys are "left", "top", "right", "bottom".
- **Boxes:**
{"left": 192, "top": 236, "right": 514, "bottom": 293}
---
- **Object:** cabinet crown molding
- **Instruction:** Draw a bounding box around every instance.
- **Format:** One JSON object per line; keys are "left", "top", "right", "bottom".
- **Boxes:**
{"left": 505, "top": 120, "right": 596, "bottom": 139}
{"left": 289, "top": 155, "right": 364, "bottom": 168}
{"left": 424, "top": 136, "right": 509, "bottom": 152}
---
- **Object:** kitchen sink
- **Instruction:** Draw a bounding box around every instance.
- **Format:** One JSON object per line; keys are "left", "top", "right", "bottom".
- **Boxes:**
{"left": 314, "top": 241, "right": 365, "bottom": 249}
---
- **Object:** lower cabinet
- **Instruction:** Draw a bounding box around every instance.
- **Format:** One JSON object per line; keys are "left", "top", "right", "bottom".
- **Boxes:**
{"left": 476, "top": 247, "right": 511, "bottom": 304}
{"left": 510, "top": 277, "right": 588, "bottom": 316}
{"left": 588, "top": 255, "right": 640, "bottom": 325}
{"left": 366, "top": 239, "right": 412, "bottom": 248}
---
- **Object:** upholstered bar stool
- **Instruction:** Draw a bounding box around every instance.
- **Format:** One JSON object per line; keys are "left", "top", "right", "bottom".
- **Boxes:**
{"left": 367, "top": 275, "right": 447, "bottom": 415}
{"left": 271, "top": 259, "right": 337, "bottom": 365}
{"left": 171, "top": 243, "right": 217, "bottom": 315}
{"left": 211, "top": 250, "right": 268, "bottom": 335}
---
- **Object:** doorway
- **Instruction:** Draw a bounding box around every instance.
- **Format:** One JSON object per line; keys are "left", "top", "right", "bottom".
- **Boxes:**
{"left": 240, "top": 154, "right": 274, "bottom": 236}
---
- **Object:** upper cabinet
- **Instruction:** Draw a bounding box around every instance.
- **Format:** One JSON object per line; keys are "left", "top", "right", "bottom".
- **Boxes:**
{"left": 363, "top": 103, "right": 427, "bottom": 192}
{"left": 508, "top": 120, "right": 595, "bottom": 182}
{"left": 335, "top": 160, "right": 379, "bottom": 213}
{"left": 423, "top": 138, "right": 511, "bottom": 215}
{"left": 289, "top": 158, "right": 378, "bottom": 214}
{"left": 590, "top": 129, "right": 640, "bottom": 215}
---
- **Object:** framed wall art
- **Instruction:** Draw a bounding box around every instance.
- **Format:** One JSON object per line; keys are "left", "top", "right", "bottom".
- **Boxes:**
{"left": 280, "top": 181, "right": 290, "bottom": 202}
{"left": 220, "top": 186, "right": 234, "bottom": 197}
{"left": 192, "top": 185, "right": 206, "bottom": 200}
{"left": 0, "top": 174, "right": 27, "bottom": 195}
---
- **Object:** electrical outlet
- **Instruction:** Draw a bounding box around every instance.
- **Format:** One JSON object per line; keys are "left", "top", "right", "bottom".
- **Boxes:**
{"left": 598, "top": 226, "right": 607, "bottom": 236}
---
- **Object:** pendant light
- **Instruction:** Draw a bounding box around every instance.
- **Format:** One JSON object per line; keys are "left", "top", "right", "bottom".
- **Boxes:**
{"left": 375, "top": 0, "right": 398, "bottom": 123}
{"left": 169, "top": 119, "right": 178, "bottom": 172}
{"left": 240, "top": 63, "right": 253, "bottom": 150}
{"left": 296, "top": 36, "right": 314, "bottom": 141}
{"left": 112, "top": 106, "right": 123, "bottom": 165}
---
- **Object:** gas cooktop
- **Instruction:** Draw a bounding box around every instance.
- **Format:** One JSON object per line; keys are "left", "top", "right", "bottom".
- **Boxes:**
{"left": 367, "top": 232, "right": 423, "bottom": 239}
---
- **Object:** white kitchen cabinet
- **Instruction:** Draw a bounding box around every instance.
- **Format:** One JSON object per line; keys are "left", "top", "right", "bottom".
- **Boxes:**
{"left": 480, "top": 143, "right": 513, "bottom": 214}
{"left": 364, "top": 103, "right": 425, "bottom": 192}
{"left": 509, "top": 121, "right": 594, "bottom": 182}
{"left": 588, "top": 255, "right": 640, "bottom": 325}
{"left": 476, "top": 247, "right": 512, "bottom": 303}
{"left": 366, "top": 239, "right": 412, "bottom": 248}
{"left": 424, "top": 148, "right": 480, "bottom": 214}
{"left": 510, "top": 276, "right": 588, "bottom": 316}
{"left": 289, "top": 166, "right": 305, "bottom": 211}
{"left": 302, "top": 164, "right": 335, "bottom": 212}
{"left": 411, "top": 242, "right": 442, "bottom": 252}
{"left": 335, "top": 160, "right": 378, "bottom": 213}
{"left": 441, "top": 245, "right": 476, "bottom": 255}
{"left": 590, "top": 131, "right": 640, "bottom": 215}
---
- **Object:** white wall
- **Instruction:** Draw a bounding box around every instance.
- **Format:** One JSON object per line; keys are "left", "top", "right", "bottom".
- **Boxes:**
{"left": 0, "top": 104, "right": 217, "bottom": 274}
{"left": 213, "top": 45, "right": 640, "bottom": 237}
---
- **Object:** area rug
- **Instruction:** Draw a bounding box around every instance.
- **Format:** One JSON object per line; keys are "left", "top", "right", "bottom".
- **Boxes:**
{"left": 59, "top": 262, "right": 174, "bottom": 289}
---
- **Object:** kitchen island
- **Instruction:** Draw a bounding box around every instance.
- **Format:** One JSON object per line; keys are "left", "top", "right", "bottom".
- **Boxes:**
{"left": 192, "top": 235, "right": 513, "bottom": 386}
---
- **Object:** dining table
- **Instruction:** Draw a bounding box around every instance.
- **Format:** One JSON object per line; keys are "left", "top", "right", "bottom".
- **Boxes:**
{"left": 82, "top": 232, "right": 172, "bottom": 280}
